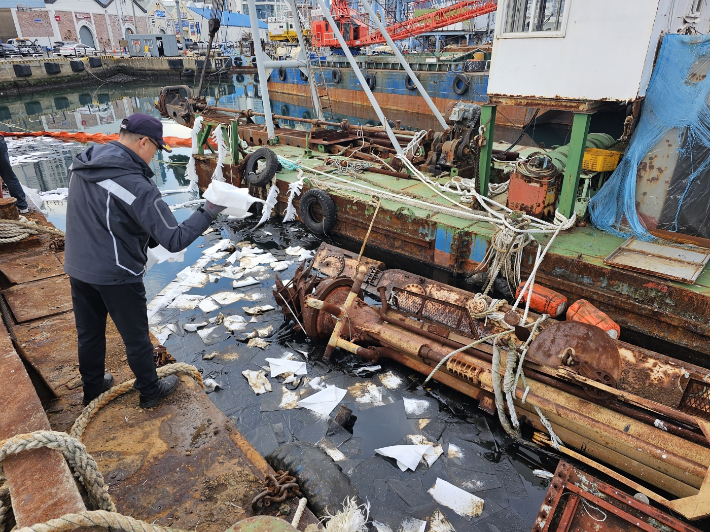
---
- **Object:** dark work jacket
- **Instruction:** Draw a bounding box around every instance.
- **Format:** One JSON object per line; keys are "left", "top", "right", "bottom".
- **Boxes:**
{"left": 64, "top": 141, "right": 211, "bottom": 285}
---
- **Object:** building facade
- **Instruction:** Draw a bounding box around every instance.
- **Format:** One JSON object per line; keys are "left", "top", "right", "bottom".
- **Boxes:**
{"left": 1, "top": 1, "right": 152, "bottom": 52}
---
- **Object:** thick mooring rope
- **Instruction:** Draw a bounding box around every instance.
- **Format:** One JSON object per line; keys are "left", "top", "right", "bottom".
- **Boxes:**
{"left": 15, "top": 510, "right": 184, "bottom": 532}
{"left": 70, "top": 363, "right": 203, "bottom": 439}
{"left": 0, "top": 432, "right": 115, "bottom": 513}
{"left": 0, "top": 220, "right": 64, "bottom": 244}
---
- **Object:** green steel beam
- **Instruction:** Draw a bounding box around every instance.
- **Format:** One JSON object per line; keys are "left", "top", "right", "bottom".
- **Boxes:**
{"left": 230, "top": 119, "right": 240, "bottom": 164}
{"left": 558, "top": 113, "right": 592, "bottom": 218}
{"left": 478, "top": 105, "right": 496, "bottom": 196}
{"left": 197, "top": 123, "right": 214, "bottom": 156}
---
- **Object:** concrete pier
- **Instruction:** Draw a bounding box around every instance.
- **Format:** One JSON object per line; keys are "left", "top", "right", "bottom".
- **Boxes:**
{"left": 0, "top": 55, "right": 230, "bottom": 95}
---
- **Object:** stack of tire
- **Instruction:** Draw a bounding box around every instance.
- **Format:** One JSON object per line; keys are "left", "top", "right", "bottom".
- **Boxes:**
{"left": 244, "top": 147, "right": 337, "bottom": 235}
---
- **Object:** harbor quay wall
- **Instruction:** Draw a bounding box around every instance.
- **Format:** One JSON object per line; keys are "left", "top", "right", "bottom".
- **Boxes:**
{"left": 0, "top": 56, "right": 224, "bottom": 95}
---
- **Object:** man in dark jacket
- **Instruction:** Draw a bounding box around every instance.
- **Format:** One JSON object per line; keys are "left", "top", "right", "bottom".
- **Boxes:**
{"left": 64, "top": 113, "right": 225, "bottom": 408}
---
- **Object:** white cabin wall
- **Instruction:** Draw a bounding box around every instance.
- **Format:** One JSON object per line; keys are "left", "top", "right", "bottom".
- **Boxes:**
{"left": 488, "top": 0, "right": 666, "bottom": 102}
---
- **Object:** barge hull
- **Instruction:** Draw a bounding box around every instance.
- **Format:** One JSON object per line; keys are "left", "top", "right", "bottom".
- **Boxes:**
{"left": 195, "top": 149, "right": 710, "bottom": 358}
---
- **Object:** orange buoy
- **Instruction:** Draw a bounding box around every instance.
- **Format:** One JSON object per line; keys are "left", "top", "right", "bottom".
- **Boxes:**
{"left": 515, "top": 282, "right": 567, "bottom": 317}
{"left": 566, "top": 299, "right": 620, "bottom": 339}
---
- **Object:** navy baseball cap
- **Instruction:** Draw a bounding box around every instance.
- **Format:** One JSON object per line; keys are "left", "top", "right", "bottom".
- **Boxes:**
{"left": 121, "top": 114, "right": 171, "bottom": 152}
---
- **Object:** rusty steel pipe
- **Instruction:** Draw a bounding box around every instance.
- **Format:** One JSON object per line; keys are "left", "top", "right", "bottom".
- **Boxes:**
{"left": 375, "top": 289, "right": 707, "bottom": 445}
{"left": 366, "top": 306, "right": 710, "bottom": 484}
{"left": 368, "top": 167, "right": 411, "bottom": 179}
{"left": 381, "top": 338, "right": 710, "bottom": 486}
{"left": 376, "top": 347, "right": 488, "bottom": 403}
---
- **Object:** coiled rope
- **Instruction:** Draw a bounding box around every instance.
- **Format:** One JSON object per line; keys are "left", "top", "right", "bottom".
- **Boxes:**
{"left": 0, "top": 432, "right": 115, "bottom": 512}
{"left": 0, "top": 220, "right": 64, "bottom": 244}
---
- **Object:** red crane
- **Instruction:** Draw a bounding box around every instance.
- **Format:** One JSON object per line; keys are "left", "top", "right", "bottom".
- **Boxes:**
{"left": 311, "top": 0, "right": 497, "bottom": 49}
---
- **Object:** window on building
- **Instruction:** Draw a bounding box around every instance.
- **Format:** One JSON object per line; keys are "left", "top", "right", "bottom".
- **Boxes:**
{"left": 692, "top": 0, "right": 706, "bottom": 14}
{"left": 502, "top": 0, "right": 568, "bottom": 36}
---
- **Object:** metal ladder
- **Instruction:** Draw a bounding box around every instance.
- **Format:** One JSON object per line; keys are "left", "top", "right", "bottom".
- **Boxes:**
{"left": 311, "top": 52, "right": 334, "bottom": 120}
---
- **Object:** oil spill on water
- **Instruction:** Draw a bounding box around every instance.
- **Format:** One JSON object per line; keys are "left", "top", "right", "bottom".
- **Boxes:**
{"left": 157, "top": 216, "right": 552, "bottom": 532}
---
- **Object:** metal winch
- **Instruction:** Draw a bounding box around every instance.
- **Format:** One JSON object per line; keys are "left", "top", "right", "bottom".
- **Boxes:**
{"left": 421, "top": 102, "right": 482, "bottom": 179}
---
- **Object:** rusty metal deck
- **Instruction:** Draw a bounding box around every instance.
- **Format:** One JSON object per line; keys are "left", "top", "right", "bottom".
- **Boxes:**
{"left": 3, "top": 275, "right": 72, "bottom": 323}
{"left": 81, "top": 375, "right": 319, "bottom": 531}
{"left": 0, "top": 253, "right": 65, "bottom": 284}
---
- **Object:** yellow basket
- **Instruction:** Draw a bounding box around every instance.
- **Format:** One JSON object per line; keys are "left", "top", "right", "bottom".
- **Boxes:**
{"left": 582, "top": 148, "right": 622, "bottom": 172}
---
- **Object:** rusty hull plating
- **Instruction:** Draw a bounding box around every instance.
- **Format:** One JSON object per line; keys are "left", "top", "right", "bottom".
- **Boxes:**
{"left": 274, "top": 243, "right": 710, "bottom": 521}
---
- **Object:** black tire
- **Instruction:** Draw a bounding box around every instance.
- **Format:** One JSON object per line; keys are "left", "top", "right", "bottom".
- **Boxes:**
{"left": 453, "top": 73, "right": 469, "bottom": 95}
{"left": 299, "top": 69, "right": 308, "bottom": 82}
{"left": 235, "top": 72, "right": 244, "bottom": 83}
{"left": 234, "top": 56, "right": 242, "bottom": 67}
{"left": 365, "top": 73, "right": 376, "bottom": 90}
{"left": 254, "top": 72, "right": 259, "bottom": 83}
{"left": 331, "top": 68, "right": 341, "bottom": 84}
{"left": 405, "top": 74, "right": 416, "bottom": 91}
{"left": 183, "top": 68, "right": 195, "bottom": 77}
{"left": 280, "top": 104, "right": 290, "bottom": 116}
{"left": 244, "top": 147, "right": 278, "bottom": 187}
{"left": 278, "top": 66, "right": 287, "bottom": 81}
{"left": 266, "top": 442, "right": 361, "bottom": 518}
{"left": 299, "top": 189, "right": 337, "bottom": 235}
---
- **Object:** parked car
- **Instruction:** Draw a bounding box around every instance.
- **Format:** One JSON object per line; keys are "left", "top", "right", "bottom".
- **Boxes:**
{"left": 53, "top": 41, "right": 68, "bottom": 54}
{"left": 0, "top": 43, "right": 21, "bottom": 58}
{"left": 5, "top": 38, "right": 35, "bottom": 56}
{"left": 184, "top": 38, "right": 195, "bottom": 49}
{"left": 59, "top": 43, "right": 98, "bottom": 57}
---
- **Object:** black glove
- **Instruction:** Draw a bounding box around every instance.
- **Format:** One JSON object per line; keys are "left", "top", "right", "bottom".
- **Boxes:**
{"left": 203, "top": 200, "right": 227, "bottom": 219}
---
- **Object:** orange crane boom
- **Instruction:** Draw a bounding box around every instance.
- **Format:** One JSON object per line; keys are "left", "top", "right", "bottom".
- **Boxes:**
{"left": 355, "top": 0, "right": 497, "bottom": 47}
{"left": 312, "top": 0, "right": 497, "bottom": 49}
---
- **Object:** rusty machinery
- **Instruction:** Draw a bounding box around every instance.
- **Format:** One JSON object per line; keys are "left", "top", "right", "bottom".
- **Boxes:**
{"left": 421, "top": 102, "right": 482, "bottom": 181}
{"left": 274, "top": 243, "right": 710, "bottom": 522}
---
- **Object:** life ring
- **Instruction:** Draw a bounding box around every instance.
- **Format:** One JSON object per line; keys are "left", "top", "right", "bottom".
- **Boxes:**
{"left": 300, "top": 70, "right": 308, "bottom": 82}
{"left": 233, "top": 56, "right": 242, "bottom": 67}
{"left": 405, "top": 75, "right": 416, "bottom": 91}
{"left": 278, "top": 66, "right": 287, "bottom": 81}
{"left": 244, "top": 147, "right": 278, "bottom": 187}
{"left": 364, "top": 73, "right": 376, "bottom": 91}
{"left": 299, "top": 189, "right": 337, "bottom": 235}
{"left": 331, "top": 68, "right": 341, "bottom": 84}
{"left": 280, "top": 104, "right": 290, "bottom": 116}
{"left": 453, "top": 73, "right": 469, "bottom": 95}
{"left": 235, "top": 73, "right": 244, "bottom": 83}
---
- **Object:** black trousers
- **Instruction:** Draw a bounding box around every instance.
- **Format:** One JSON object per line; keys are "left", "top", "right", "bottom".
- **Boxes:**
{"left": 70, "top": 277, "right": 160, "bottom": 397}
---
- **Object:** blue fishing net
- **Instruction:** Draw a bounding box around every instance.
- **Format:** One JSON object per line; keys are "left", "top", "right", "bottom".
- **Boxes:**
{"left": 590, "top": 34, "right": 710, "bottom": 241}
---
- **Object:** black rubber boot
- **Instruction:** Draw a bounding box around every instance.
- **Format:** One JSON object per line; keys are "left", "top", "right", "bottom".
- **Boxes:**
{"left": 83, "top": 373, "right": 115, "bottom": 406}
{"left": 139, "top": 375, "right": 179, "bottom": 409}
